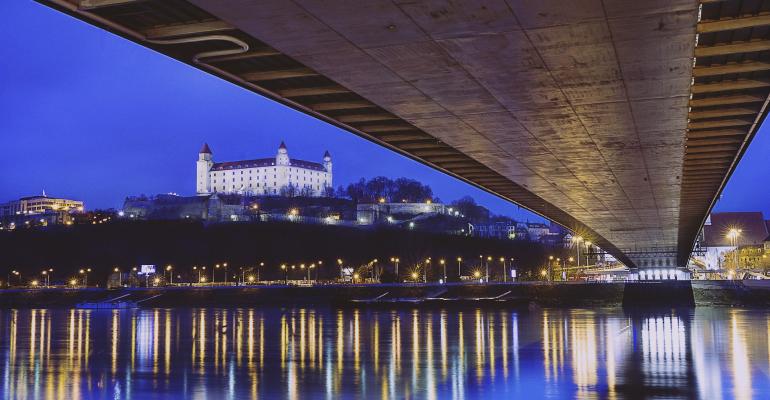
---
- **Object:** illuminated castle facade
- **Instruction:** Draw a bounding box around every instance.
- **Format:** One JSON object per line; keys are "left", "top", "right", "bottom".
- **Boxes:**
{"left": 196, "top": 142, "right": 332, "bottom": 196}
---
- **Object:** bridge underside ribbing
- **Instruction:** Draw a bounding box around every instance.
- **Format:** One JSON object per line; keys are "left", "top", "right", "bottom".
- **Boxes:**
{"left": 39, "top": 0, "right": 770, "bottom": 267}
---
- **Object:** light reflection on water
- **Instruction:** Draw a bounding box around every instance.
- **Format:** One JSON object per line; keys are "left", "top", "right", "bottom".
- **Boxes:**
{"left": 1, "top": 307, "right": 769, "bottom": 399}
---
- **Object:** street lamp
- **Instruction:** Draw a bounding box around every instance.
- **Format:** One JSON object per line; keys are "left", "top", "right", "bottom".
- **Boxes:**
{"left": 727, "top": 228, "right": 742, "bottom": 271}
{"left": 281, "top": 264, "right": 287, "bottom": 284}
{"left": 440, "top": 259, "right": 446, "bottom": 283}
{"left": 584, "top": 241, "right": 592, "bottom": 267}
{"left": 166, "top": 265, "right": 173, "bottom": 284}
{"left": 390, "top": 257, "right": 400, "bottom": 279}
{"left": 572, "top": 235, "right": 583, "bottom": 266}
{"left": 79, "top": 268, "right": 92, "bottom": 287}
{"left": 500, "top": 257, "right": 507, "bottom": 283}
{"left": 337, "top": 259, "right": 343, "bottom": 281}
{"left": 548, "top": 256, "right": 554, "bottom": 282}
{"left": 486, "top": 256, "right": 492, "bottom": 282}
{"left": 457, "top": 257, "right": 463, "bottom": 278}
{"left": 114, "top": 267, "right": 122, "bottom": 287}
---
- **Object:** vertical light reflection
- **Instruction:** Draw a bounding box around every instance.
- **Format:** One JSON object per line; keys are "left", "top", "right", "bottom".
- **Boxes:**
{"left": 641, "top": 315, "right": 687, "bottom": 396}
{"left": 336, "top": 311, "right": 343, "bottom": 376}
{"left": 512, "top": 313, "right": 519, "bottom": 379}
{"left": 488, "top": 313, "right": 495, "bottom": 381}
{"left": 353, "top": 309, "right": 360, "bottom": 373}
{"left": 501, "top": 311, "right": 508, "bottom": 379}
{"left": 570, "top": 311, "right": 597, "bottom": 397}
{"left": 128, "top": 311, "right": 136, "bottom": 375}
{"left": 111, "top": 310, "right": 120, "bottom": 374}
{"left": 440, "top": 310, "right": 447, "bottom": 380}
{"left": 300, "top": 309, "right": 306, "bottom": 370}
{"left": 426, "top": 315, "right": 435, "bottom": 400}
{"left": 475, "top": 309, "right": 483, "bottom": 383}
{"left": 29, "top": 309, "right": 37, "bottom": 366}
{"left": 153, "top": 309, "right": 159, "bottom": 374}
{"left": 412, "top": 310, "right": 420, "bottom": 390}
{"left": 164, "top": 310, "right": 171, "bottom": 375}
{"left": 198, "top": 309, "right": 206, "bottom": 374}
{"left": 373, "top": 314, "right": 379, "bottom": 373}
{"left": 730, "top": 311, "right": 752, "bottom": 400}
{"left": 691, "top": 313, "right": 722, "bottom": 398}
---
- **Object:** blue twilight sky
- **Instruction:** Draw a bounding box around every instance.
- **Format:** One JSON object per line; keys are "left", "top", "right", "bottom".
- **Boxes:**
{"left": 0, "top": 1, "right": 768, "bottom": 219}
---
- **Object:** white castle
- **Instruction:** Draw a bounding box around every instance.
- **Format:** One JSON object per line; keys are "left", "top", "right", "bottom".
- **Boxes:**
{"left": 196, "top": 142, "right": 332, "bottom": 196}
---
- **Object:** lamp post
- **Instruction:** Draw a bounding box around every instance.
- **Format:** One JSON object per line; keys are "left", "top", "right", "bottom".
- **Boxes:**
{"left": 584, "top": 241, "right": 592, "bottom": 267}
{"left": 440, "top": 259, "right": 446, "bottom": 283}
{"left": 486, "top": 256, "right": 492, "bottom": 283}
{"left": 572, "top": 236, "right": 583, "bottom": 267}
{"left": 258, "top": 262, "right": 264, "bottom": 282}
{"left": 193, "top": 266, "right": 205, "bottom": 284}
{"left": 223, "top": 263, "right": 228, "bottom": 284}
{"left": 114, "top": 267, "right": 122, "bottom": 287}
{"left": 727, "top": 228, "right": 742, "bottom": 272}
{"left": 425, "top": 258, "right": 431, "bottom": 283}
{"left": 457, "top": 257, "right": 463, "bottom": 278}
{"left": 500, "top": 257, "right": 507, "bottom": 283}
{"left": 390, "top": 257, "right": 400, "bottom": 280}
{"left": 79, "top": 268, "right": 91, "bottom": 287}
{"left": 548, "top": 256, "right": 554, "bottom": 282}
{"left": 281, "top": 264, "right": 287, "bottom": 284}
{"left": 337, "top": 259, "right": 343, "bottom": 282}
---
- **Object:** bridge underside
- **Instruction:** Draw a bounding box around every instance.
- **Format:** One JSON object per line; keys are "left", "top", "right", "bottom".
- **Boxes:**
{"left": 41, "top": 0, "right": 770, "bottom": 267}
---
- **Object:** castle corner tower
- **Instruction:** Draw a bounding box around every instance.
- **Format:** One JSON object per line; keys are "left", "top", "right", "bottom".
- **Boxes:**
{"left": 196, "top": 143, "right": 213, "bottom": 194}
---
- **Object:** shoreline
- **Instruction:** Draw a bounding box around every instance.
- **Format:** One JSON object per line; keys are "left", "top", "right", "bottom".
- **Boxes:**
{"left": 1, "top": 280, "right": 768, "bottom": 308}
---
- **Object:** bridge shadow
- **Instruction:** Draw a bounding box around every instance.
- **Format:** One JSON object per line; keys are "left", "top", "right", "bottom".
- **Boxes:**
{"left": 622, "top": 280, "right": 695, "bottom": 309}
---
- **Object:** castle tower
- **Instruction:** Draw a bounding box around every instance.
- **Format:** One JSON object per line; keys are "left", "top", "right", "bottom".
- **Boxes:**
{"left": 196, "top": 143, "right": 213, "bottom": 194}
{"left": 276, "top": 141, "right": 290, "bottom": 166}
{"left": 323, "top": 150, "right": 332, "bottom": 173}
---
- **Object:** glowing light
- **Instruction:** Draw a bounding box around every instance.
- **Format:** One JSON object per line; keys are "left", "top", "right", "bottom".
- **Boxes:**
{"left": 473, "top": 271, "right": 481, "bottom": 278}
{"left": 540, "top": 269, "right": 548, "bottom": 277}
{"left": 247, "top": 275, "right": 255, "bottom": 282}
{"left": 411, "top": 272, "right": 419, "bottom": 280}
{"left": 30, "top": 280, "right": 39, "bottom": 287}
{"left": 69, "top": 279, "right": 78, "bottom": 286}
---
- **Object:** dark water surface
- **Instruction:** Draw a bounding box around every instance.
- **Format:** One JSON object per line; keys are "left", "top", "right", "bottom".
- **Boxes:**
{"left": 1, "top": 307, "right": 769, "bottom": 399}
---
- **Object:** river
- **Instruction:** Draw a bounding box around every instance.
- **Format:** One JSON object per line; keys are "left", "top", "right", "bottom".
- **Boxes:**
{"left": 0, "top": 306, "right": 768, "bottom": 399}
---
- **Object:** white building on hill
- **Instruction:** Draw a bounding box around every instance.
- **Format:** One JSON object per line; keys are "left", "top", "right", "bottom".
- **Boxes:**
{"left": 196, "top": 142, "right": 332, "bottom": 197}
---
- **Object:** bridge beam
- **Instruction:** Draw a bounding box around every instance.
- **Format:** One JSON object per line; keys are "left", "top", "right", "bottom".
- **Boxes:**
{"left": 698, "top": 14, "right": 770, "bottom": 33}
